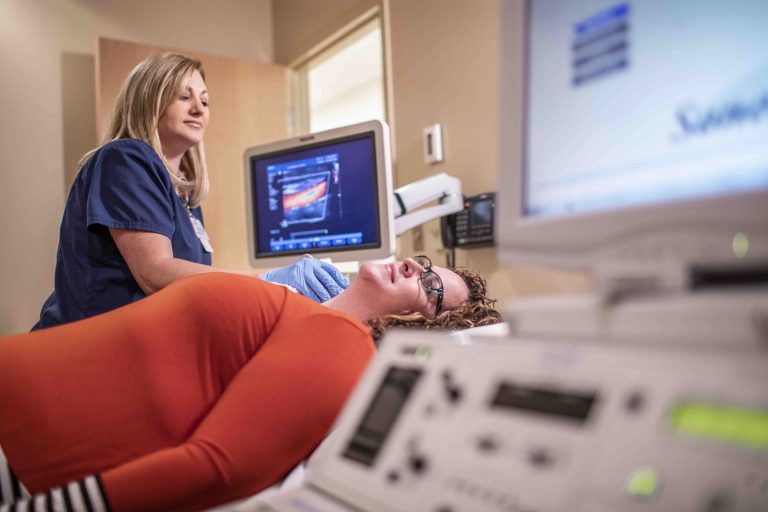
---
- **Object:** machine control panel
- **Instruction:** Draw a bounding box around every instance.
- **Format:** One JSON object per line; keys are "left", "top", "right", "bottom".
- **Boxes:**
{"left": 245, "top": 331, "right": 768, "bottom": 512}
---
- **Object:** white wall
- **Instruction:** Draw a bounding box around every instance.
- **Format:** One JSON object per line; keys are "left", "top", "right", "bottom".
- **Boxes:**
{"left": 0, "top": 0, "right": 273, "bottom": 335}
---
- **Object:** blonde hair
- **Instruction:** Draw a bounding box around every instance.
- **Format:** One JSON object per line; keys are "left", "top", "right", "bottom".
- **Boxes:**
{"left": 365, "top": 266, "right": 502, "bottom": 343}
{"left": 79, "top": 52, "right": 209, "bottom": 207}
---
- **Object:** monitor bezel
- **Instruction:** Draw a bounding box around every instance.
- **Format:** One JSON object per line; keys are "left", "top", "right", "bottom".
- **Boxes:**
{"left": 243, "top": 120, "right": 395, "bottom": 269}
{"left": 497, "top": 0, "right": 768, "bottom": 273}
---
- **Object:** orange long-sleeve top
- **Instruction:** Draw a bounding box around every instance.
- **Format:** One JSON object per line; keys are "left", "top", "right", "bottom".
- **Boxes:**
{"left": 0, "top": 273, "right": 375, "bottom": 511}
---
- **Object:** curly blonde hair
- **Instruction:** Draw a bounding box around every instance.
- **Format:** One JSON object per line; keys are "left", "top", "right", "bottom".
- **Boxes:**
{"left": 365, "top": 266, "right": 502, "bottom": 343}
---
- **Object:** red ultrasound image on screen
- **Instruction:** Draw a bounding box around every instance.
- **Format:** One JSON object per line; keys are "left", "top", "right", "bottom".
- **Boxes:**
{"left": 283, "top": 179, "right": 328, "bottom": 210}
{"left": 281, "top": 173, "right": 332, "bottom": 224}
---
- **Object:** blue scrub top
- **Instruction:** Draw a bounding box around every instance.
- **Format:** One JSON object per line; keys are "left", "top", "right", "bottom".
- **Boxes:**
{"left": 33, "top": 139, "right": 212, "bottom": 330}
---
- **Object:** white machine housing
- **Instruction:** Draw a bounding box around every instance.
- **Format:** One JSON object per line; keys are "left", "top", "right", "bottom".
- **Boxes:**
{"left": 497, "top": 0, "right": 768, "bottom": 286}
{"left": 246, "top": 327, "right": 768, "bottom": 512}
{"left": 393, "top": 173, "right": 463, "bottom": 235}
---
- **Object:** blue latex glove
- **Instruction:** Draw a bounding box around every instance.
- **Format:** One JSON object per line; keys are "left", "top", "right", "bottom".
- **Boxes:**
{"left": 261, "top": 255, "right": 349, "bottom": 302}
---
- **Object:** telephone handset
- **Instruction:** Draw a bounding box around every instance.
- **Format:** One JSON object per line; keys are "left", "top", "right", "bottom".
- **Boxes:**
{"left": 441, "top": 192, "right": 495, "bottom": 248}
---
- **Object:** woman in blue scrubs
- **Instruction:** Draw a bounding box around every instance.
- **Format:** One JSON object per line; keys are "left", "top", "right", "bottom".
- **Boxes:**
{"left": 33, "top": 52, "right": 345, "bottom": 330}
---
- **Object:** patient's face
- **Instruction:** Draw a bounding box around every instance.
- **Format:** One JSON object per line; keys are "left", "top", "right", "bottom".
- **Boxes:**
{"left": 354, "top": 258, "right": 469, "bottom": 318}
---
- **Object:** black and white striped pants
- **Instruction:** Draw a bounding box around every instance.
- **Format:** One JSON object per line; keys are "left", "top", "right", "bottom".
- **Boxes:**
{"left": 0, "top": 445, "right": 110, "bottom": 512}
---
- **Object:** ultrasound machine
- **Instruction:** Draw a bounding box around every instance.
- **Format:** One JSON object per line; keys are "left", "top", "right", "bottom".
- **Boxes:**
{"left": 237, "top": 1, "right": 768, "bottom": 510}
{"left": 243, "top": 120, "right": 463, "bottom": 271}
{"left": 243, "top": 120, "right": 396, "bottom": 268}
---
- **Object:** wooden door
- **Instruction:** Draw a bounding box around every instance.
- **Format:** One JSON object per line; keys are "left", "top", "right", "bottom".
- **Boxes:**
{"left": 96, "top": 37, "right": 291, "bottom": 271}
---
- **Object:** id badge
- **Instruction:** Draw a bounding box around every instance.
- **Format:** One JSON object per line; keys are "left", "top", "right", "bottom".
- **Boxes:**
{"left": 188, "top": 209, "right": 214, "bottom": 253}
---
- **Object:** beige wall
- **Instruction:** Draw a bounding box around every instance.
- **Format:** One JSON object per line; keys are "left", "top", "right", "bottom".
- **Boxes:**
{"left": 273, "top": 0, "right": 379, "bottom": 65}
{"left": 0, "top": 0, "right": 273, "bottom": 335}
{"left": 272, "top": 0, "right": 590, "bottom": 305}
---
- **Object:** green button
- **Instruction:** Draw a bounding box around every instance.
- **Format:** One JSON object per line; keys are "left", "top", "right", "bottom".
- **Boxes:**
{"left": 414, "top": 346, "right": 431, "bottom": 361}
{"left": 625, "top": 468, "right": 660, "bottom": 498}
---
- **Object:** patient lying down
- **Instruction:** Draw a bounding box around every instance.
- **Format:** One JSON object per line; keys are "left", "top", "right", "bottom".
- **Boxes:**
{"left": 0, "top": 256, "right": 500, "bottom": 512}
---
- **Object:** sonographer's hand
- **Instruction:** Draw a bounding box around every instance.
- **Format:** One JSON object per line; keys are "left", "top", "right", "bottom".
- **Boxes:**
{"left": 261, "top": 255, "right": 349, "bottom": 302}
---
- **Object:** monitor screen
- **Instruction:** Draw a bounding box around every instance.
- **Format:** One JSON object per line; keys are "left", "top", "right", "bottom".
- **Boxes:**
{"left": 525, "top": 0, "right": 768, "bottom": 219}
{"left": 497, "top": 0, "right": 768, "bottom": 271}
{"left": 244, "top": 121, "right": 395, "bottom": 268}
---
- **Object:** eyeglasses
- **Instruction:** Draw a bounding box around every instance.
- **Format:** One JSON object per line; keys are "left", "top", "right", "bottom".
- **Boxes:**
{"left": 413, "top": 255, "right": 444, "bottom": 316}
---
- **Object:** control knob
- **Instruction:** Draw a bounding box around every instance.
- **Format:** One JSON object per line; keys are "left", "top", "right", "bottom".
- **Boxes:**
{"left": 408, "top": 453, "right": 429, "bottom": 475}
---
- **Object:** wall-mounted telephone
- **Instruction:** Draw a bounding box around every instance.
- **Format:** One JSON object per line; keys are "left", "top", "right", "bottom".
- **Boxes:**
{"left": 441, "top": 192, "right": 495, "bottom": 248}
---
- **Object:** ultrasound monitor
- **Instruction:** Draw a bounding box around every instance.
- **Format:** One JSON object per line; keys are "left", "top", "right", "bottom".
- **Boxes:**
{"left": 244, "top": 120, "right": 394, "bottom": 268}
{"left": 498, "top": 0, "right": 768, "bottom": 276}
